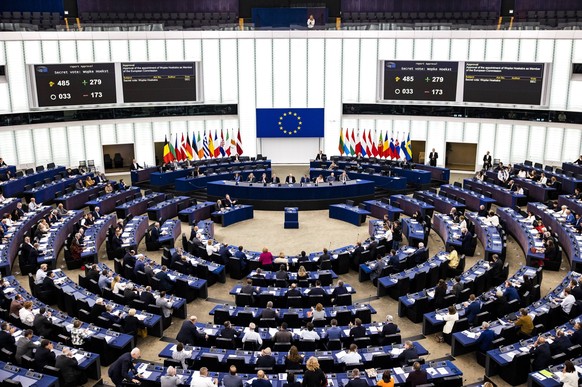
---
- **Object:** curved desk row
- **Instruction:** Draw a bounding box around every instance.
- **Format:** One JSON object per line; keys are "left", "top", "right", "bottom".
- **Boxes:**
{"left": 527, "top": 202, "right": 582, "bottom": 271}
{"left": 54, "top": 185, "right": 101, "bottom": 210}
{"left": 245, "top": 269, "right": 338, "bottom": 286}
{"left": 0, "top": 361, "right": 58, "bottom": 387}
{"left": 0, "top": 197, "right": 19, "bottom": 217}
{"left": 178, "top": 201, "right": 215, "bottom": 224}
{"left": 432, "top": 214, "right": 463, "bottom": 250}
{"left": 3, "top": 276, "right": 134, "bottom": 365}
{"left": 162, "top": 247, "right": 226, "bottom": 286}
{"left": 53, "top": 269, "right": 164, "bottom": 337}
{"left": 207, "top": 180, "right": 376, "bottom": 210}
{"left": 0, "top": 206, "right": 52, "bottom": 275}
{"left": 464, "top": 178, "right": 527, "bottom": 208}
{"left": 359, "top": 245, "right": 427, "bottom": 285}
{"left": 86, "top": 186, "right": 141, "bottom": 214}
{"left": 97, "top": 262, "right": 187, "bottom": 319}
{"left": 152, "top": 159, "right": 271, "bottom": 187}
{"left": 212, "top": 205, "right": 254, "bottom": 227}
{"left": 115, "top": 192, "right": 165, "bottom": 219}
{"left": 413, "top": 189, "right": 466, "bottom": 215}
{"left": 209, "top": 304, "right": 377, "bottom": 328}
{"left": 121, "top": 215, "right": 149, "bottom": 251}
{"left": 309, "top": 168, "right": 407, "bottom": 190}
{"left": 175, "top": 168, "right": 272, "bottom": 192}
{"left": 558, "top": 194, "right": 582, "bottom": 219}
{"left": 363, "top": 199, "right": 403, "bottom": 221}
{"left": 398, "top": 259, "right": 494, "bottom": 322}
{"left": 41, "top": 209, "right": 85, "bottom": 265}
{"left": 81, "top": 214, "right": 118, "bottom": 263}
{"left": 464, "top": 211, "right": 505, "bottom": 260}
{"left": 528, "top": 356, "right": 582, "bottom": 387}
{"left": 147, "top": 196, "right": 191, "bottom": 222}
{"left": 439, "top": 184, "right": 496, "bottom": 212}
{"left": 133, "top": 361, "right": 461, "bottom": 387}
{"left": 390, "top": 194, "right": 435, "bottom": 218}
{"left": 514, "top": 162, "right": 581, "bottom": 194}
{"left": 496, "top": 207, "right": 545, "bottom": 265}
{"left": 23, "top": 172, "right": 94, "bottom": 203}
{"left": 401, "top": 218, "right": 426, "bottom": 247}
{"left": 450, "top": 268, "right": 561, "bottom": 359}
{"left": 229, "top": 283, "right": 356, "bottom": 307}
{"left": 0, "top": 166, "right": 66, "bottom": 198}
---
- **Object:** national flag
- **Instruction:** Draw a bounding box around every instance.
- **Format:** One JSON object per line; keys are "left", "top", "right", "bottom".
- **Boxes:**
{"left": 185, "top": 132, "right": 194, "bottom": 160}
{"left": 225, "top": 130, "right": 231, "bottom": 156}
{"left": 389, "top": 136, "right": 395, "bottom": 159}
{"left": 355, "top": 130, "right": 363, "bottom": 157}
{"left": 360, "top": 130, "right": 367, "bottom": 157}
{"left": 394, "top": 138, "right": 401, "bottom": 160}
{"left": 197, "top": 131, "right": 204, "bottom": 159}
{"left": 400, "top": 133, "right": 407, "bottom": 160}
{"left": 163, "top": 135, "right": 173, "bottom": 163}
{"left": 169, "top": 134, "right": 177, "bottom": 160}
{"left": 180, "top": 133, "right": 188, "bottom": 161}
{"left": 373, "top": 130, "right": 380, "bottom": 158}
{"left": 338, "top": 128, "right": 345, "bottom": 155}
{"left": 192, "top": 132, "right": 199, "bottom": 159}
{"left": 208, "top": 131, "right": 216, "bottom": 158}
{"left": 174, "top": 135, "right": 182, "bottom": 161}
{"left": 404, "top": 132, "right": 413, "bottom": 161}
{"left": 383, "top": 132, "right": 389, "bottom": 159}
{"left": 213, "top": 131, "right": 220, "bottom": 158}
{"left": 236, "top": 128, "right": 243, "bottom": 155}
{"left": 343, "top": 129, "right": 350, "bottom": 155}
{"left": 219, "top": 129, "right": 226, "bottom": 157}
{"left": 203, "top": 130, "right": 210, "bottom": 158}
{"left": 349, "top": 129, "right": 355, "bottom": 156}
{"left": 230, "top": 129, "right": 237, "bottom": 156}
{"left": 365, "top": 129, "right": 372, "bottom": 157}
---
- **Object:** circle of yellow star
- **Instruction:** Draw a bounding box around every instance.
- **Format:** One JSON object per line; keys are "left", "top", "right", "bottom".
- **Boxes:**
{"left": 278, "top": 110, "right": 302, "bottom": 135}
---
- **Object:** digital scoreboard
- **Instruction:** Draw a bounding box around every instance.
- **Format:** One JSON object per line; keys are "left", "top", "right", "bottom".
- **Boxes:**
{"left": 31, "top": 63, "right": 117, "bottom": 107}
{"left": 121, "top": 62, "right": 198, "bottom": 103}
{"left": 382, "top": 61, "right": 459, "bottom": 102}
{"left": 463, "top": 62, "right": 546, "bottom": 105}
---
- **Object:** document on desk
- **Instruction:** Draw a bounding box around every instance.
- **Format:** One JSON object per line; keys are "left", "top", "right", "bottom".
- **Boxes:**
{"left": 435, "top": 315, "right": 444, "bottom": 321}
{"left": 390, "top": 348, "right": 404, "bottom": 356}
{"left": 425, "top": 368, "right": 438, "bottom": 377}
{"left": 393, "top": 367, "right": 404, "bottom": 375}
{"left": 268, "top": 328, "right": 278, "bottom": 336}
{"left": 437, "top": 367, "right": 448, "bottom": 375}
{"left": 427, "top": 290, "right": 435, "bottom": 298}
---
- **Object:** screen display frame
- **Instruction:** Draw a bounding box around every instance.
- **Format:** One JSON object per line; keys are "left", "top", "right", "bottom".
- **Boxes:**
{"left": 377, "top": 60, "right": 552, "bottom": 108}
{"left": 27, "top": 61, "right": 204, "bottom": 110}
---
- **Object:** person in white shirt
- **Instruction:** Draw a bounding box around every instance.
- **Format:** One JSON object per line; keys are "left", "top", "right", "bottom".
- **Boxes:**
{"left": 559, "top": 360, "right": 579, "bottom": 387}
{"left": 241, "top": 322, "right": 263, "bottom": 346}
{"left": 340, "top": 343, "right": 362, "bottom": 364}
{"left": 442, "top": 305, "right": 459, "bottom": 342}
{"left": 206, "top": 240, "right": 219, "bottom": 257}
{"left": 538, "top": 173, "right": 547, "bottom": 185}
{"left": 516, "top": 185, "right": 524, "bottom": 195}
{"left": 485, "top": 211, "right": 500, "bottom": 227}
{"left": 307, "top": 14, "right": 315, "bottom": 28}
{"left": 384, "top": 225, "right": 393, "bottom": 247}
{"left": 300, "top": 322, "right": 320, "bottom": 341}
{"left": 35, "top": 263, "right": 48, "bottom": 285}
{"left": 19, "top": 301, "right": 35, "bottom": 326}
{"left": 559, "top": 287, "right": 576, "bottom": 315}
{"left": 171, "top": 342, "right": 192, "bottom": 370}
{"left": 522, "top": 211, "right": 536, "bottom": 224}
{"left": 558, "top": 205, "right": 568, "bottom": 216}
{"left": 458, "top": 215, "right": 467, "bottom": 231}
{"left": 190, "top": 367, "right": 218, "bottom": 387}
{"left": 28, "top": 198, "right": 40, "bottom": 211}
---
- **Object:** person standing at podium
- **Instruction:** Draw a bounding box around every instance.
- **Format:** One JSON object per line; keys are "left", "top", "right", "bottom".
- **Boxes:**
{"left": 307, "top": 15, "right": 315, "bottom": 29}
{"left": 130, "top": 159, "right": 143, "bottom": 170}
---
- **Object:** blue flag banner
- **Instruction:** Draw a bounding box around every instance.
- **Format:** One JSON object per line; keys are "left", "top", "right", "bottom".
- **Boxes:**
{"left": 256, "top": 108, "right": 325, "bottom": 138}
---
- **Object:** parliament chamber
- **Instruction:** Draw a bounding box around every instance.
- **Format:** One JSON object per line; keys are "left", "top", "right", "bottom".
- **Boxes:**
{"left": 2, "top": 0, "right": 582, "bottom": 386}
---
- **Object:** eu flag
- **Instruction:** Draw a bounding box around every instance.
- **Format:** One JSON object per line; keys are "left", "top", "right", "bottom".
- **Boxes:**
{"left": 256, "top": 108, "right": 324, "bottom": 138}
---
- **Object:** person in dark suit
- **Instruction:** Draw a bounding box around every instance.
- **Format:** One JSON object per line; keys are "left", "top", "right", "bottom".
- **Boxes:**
{"left": 123, "top": 283, "right": 139, "bottom": 303}
{"left": 123, "top": 250, "right": 137, "bottom": 268}
{"left": 33, "top": 307, "right": 53, "bottom": 338}
{"left": 111, "top": 229, "right": 124, "bottom": 259}
{"left": 483, "top": 151, "right": 492, "bottom": 170}
{"left": 155, "top": 265, "right": 174, "bottom": 292}
{"left": 55, "top": 347, "right": 88, "bottom": 387}
{"left": 433, "top": 279, "right": 447, "bottom": 310}
{"left": 464, "top": 295, "right": 482, "bottom": 326}
{"left": 215, "top": 199, "right": 225, "bottom": 211}
{"left": 218, "top": 243, "right": 232, "bottom": 265}
{"left": 176, "top": 316, "right": 207, "bottom": 345}
{"left": 490, "top": 290, "right": 510, "bottom": 319}
{"left": 489, "top": 254, "right": 504, "bottom": 285}
{"left": 381, "top": 315, "right": 399, "bottom": 336}
{"left": 397, "top": 341, "right": 419, "bottom": 366}
{"left": 85, "top": 264, "right": 100, "bottom": 283}
{"left": 285, "top": 283, "right": 301, "bottom": 298}
{"left": 139, "top": 286, "right": 156, "bottom": 306}
{"left": 285, "top": 174, "right": 296, "bottom": 184}
{"left": 550, "top": 329, "right": 573, "bottom": 355}
{"left": 300, "top": 174, "right": 311, "bottom": 184}
{"left": 459, "top": 228, "right": 473, "bottom": 255}
{"left": 330, "top": 280, "right": 348, "bottom": 304}
{"left": 133, "top": 255, "right": 146, "bottom": 277}
{"left": 130, "top": 159, "right": 143, "bottom": 171}
{"left": 92, "top": 206, "right": 103, "bottom": 219}
{"left": 349, "top": 318, "right": 366, "bottom": 338}
{"left": 530, "top": 336, "right": 551, "bottom": 371}
{"left": 345, "top": 369, "right": 368, "bottom": 387}
{"left": 34, "top": 339, "right": 56, "bottom": 372}
{"left": 0, "top": 322, "right": 16, "bottom": 353}
{"left": 351, "top": 242, "right": 364, "bottom": 266}
{"left": 220, "top": 321, "right": 238, "bottom": 340}
{"left": 224, "top": 194, "right": 237, "bottom": 207}
{"left": 570, "top": 322, "right": 582, "bottom": 345}
{"left": 256, "top": 347, "right": 277, "bottom": 369}
{"left": 150, "top": 222, "right": 160, "bottom": 247}
{"left": 428, "top": 148, "right": 438, "bottom": 167}
{"left": 405, "top": 362, "right": 428, "bottom": 387}
{"left": 307, "top": 280, "right": 326, "bottom": 297}
{"left": 122, "top": 308, "right": 140, "bottom": 336}
{"left": 475, "top": 322, "right": 496, "bottom": 353}
{"left": 89, "top": 298, "right": 107, "bottom": 321}
{"left": 260, "top": 301, "right": 278, "bottom": 319}
{"left": 315, "top": 150, "right": 325, "bottom": 160}
{"left": 270, "top": 175, "right": 281, "bottom": 184}
{"left": 108, "top": 348, "right": 142, "bottom": 386}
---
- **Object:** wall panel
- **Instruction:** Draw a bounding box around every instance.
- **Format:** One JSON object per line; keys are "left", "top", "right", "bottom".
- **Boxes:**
{"left": 359, "top": 38, "right": 378, "bottom": 103}
{"left": 341, "top": 39, "right": 360, "bottom": 103}
{"left": 290, "top": 39, "right": 307, "bottom": 108}
{"left": 273, "top": 39, "right": 291, "bottom": 108}
{"left": 32, "top": 128, "right": 52, "bottom": 166}
{"left": 307, "top": 39, "right": 325, "bottom": 108}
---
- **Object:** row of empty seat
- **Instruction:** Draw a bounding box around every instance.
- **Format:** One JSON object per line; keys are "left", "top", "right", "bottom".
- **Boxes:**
{"left": 342, "top": 11, "right": 499, "bottom": 25}
{"left": 0, "top": 11, "right": 60, "bottom": 31}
